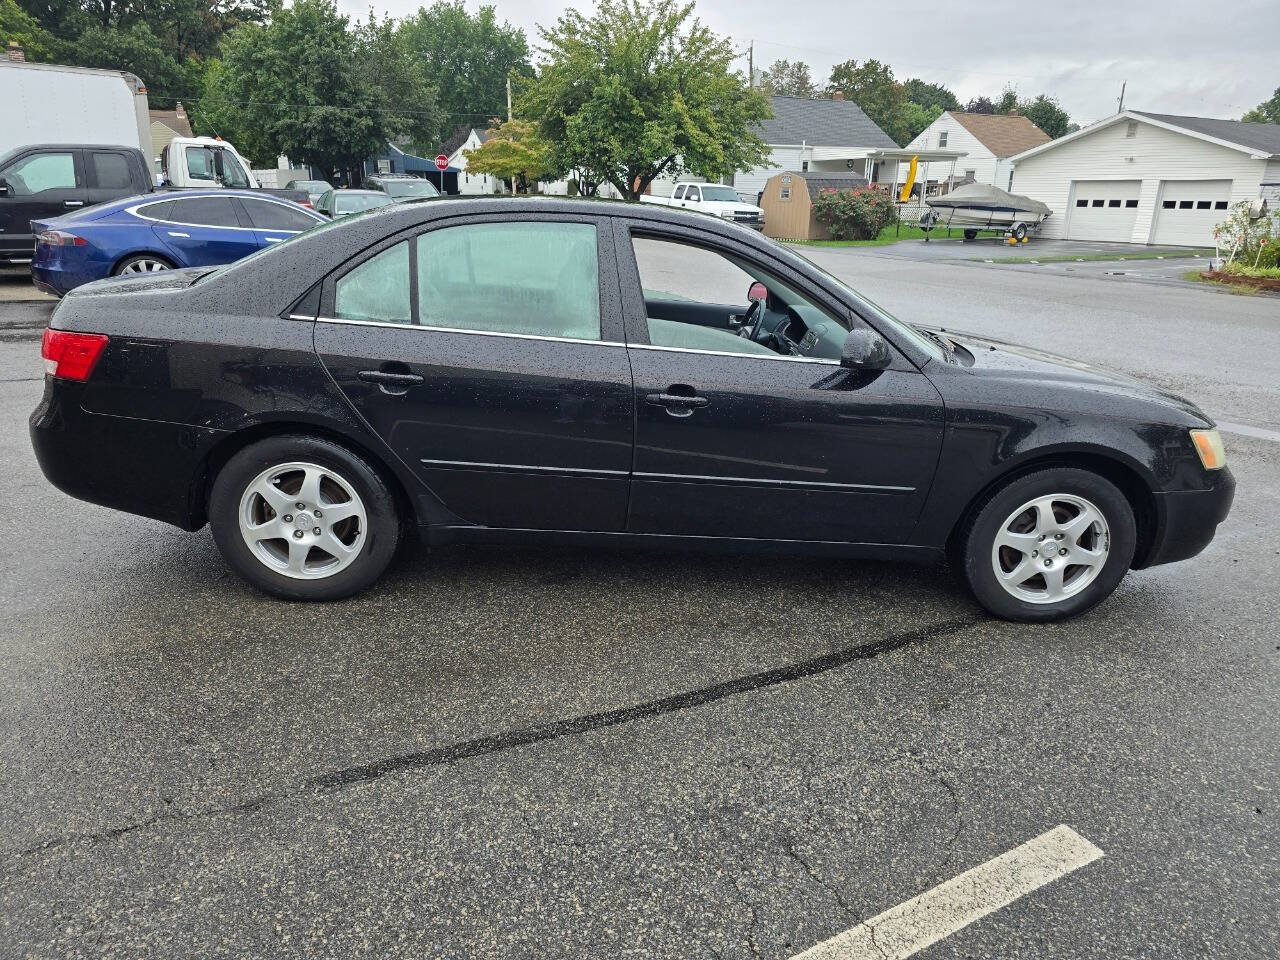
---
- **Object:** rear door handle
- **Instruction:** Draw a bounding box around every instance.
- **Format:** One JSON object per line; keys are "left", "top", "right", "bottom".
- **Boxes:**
{"left": 358, "top": 369, "right": 424, "bottom": 394}
{"left": 167, "top": 231, "right": 190, "bottom": 238}
{"left": 63, "top": 200, "right": 84, "bottom": 207}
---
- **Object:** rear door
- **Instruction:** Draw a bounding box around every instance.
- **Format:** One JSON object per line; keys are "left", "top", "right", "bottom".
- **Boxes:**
{"left": 312, "top": 213, "right": 635, "bottom": 532}
{"left": 237, "top": 195, "right": 322, "bottom": 248}
{"left": 84, "top": 149, "right": 142, "bottom": 207}
{"left": 152, "top": 195, "right": 259, "bottom": 266}
{"left": 0, "top": 148, "right": 88, "bottom": 263}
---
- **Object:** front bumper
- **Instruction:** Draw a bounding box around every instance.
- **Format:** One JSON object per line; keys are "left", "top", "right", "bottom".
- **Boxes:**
{"left": 1141, "top": 467, "right": 1236, "bottom": 567}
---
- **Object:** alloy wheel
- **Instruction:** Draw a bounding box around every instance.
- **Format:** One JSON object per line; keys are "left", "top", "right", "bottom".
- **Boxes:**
{"left": 990, "top": 494, "right": 1111, "bottom": 604}
{"left": 119, "top": 258, "right": 170, "bottom": 274}
{"left": 237, "top": 461, "right": 367, "bottom": 580}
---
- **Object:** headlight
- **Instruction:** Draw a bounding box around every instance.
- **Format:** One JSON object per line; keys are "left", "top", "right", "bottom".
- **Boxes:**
{"left": 720, "top": 209, "right": 735, "bottom": 218}
{"left": 1190, "top": 428, "right": 1226, "bottom": 470}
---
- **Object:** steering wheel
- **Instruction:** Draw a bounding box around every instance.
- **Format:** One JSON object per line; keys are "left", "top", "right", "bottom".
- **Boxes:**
{"left": 748, "top": 304, "right": 795, "bottom": 353}
{"left": 738, "top": 298, "right": 764, "bottom": 339}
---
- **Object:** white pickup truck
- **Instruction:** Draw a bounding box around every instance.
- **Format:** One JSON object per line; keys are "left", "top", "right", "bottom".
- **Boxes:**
{"left": 641, "top": 182, "right": 764, "bottom": 229}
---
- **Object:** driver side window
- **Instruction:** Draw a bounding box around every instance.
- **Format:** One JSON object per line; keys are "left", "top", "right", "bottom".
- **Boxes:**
{"left": 629, "top": 235, "right": 849, "bottom": 360}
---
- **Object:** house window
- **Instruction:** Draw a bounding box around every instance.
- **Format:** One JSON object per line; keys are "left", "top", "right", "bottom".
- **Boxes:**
{"left": 1126, "top": 121, "right": 1138, "bottom": 138}
{"left": 801, "top": 160, "right": 809, "bottom": 171}
{"left": 1178, "top": 200, "right": 1193, "bottom": 209}
{"left": 1162, "top": 200, "right": 1176, "bottom": 208}
{"left": 780, "top": 187, "right": 791, "bottom": 200}
{"left": 1124, "top": 199, "right": 1138, "bottom": 208}
{"left": 938, "top": 131, "right": 948, "bottom": 148}
{"left": 964, "top": 169, "right": 975, "bottom": 180}
{"left": 1196, "top": 200, "right": 1211, "bottom": 209}
{"left": 1214, "top": 200, "right": 1228, "bottom": 209}
{"left": 1108, "top": 199, "right": 1121, "bottom": 207}
{"left": 1092, "top": 199, "right": 1105, "bottom": 207}
{"left": 1076, "top": 199, "right": 1088, "bottom": 207}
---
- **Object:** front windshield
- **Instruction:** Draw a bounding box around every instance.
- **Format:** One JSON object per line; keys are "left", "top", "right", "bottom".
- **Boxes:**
{"left": 337, "top": 193, "right": 393, "bottom": 214}
{"left": 699, "top": 185, "right": 741, "bottom": 202}
{"left": 383, "top": 179, "right": 440, "bottom": 199}
{"left": 790, "top": 246, "right": 946, "bottom": 361}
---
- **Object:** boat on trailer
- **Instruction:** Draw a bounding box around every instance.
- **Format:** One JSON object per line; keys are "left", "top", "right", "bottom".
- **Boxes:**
{"left": 924, "top": 183, "right": 1052, "bottom": 241}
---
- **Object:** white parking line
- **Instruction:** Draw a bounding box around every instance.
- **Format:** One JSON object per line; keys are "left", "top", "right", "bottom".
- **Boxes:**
{"left": 1219, "top": 421, "right": 1280, "bottom": 444}
{"left": 789, "top": 825, "right": 1104, "bottom": 960}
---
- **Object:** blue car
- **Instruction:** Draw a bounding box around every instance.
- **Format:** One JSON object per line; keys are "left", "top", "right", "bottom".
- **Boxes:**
{"left": 31, "top": 189, "right": 326, "bottom": 295}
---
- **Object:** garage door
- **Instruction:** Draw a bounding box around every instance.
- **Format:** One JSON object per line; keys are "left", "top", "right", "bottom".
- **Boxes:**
{"left": 1067, "top": 180, "right": 1141, "bottom": 242}
{"left": 1152, "top": 180, "right": 1231, "bottom": 247}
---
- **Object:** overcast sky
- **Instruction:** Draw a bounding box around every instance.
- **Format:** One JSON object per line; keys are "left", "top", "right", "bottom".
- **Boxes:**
{"left": 336, "top": 0, "right": 1275, "bottom": 124}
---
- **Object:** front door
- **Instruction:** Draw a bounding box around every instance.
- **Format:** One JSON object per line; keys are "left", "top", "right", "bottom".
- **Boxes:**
{"left": 0, "top": 149, "right": 87, "bottom": 262}
{"left": 615, "top": 225, "right": 945, "bottom": 544}
{"left": 313, "top": 215, "right": 634, "bottom": 532}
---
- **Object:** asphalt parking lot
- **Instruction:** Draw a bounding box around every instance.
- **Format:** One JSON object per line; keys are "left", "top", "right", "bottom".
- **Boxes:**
{"left": 1, "top": 252, "right": 1277, "bottom": 959}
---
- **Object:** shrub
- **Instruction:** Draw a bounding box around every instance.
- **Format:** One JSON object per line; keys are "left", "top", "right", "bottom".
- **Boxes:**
{"left": 812, "top": 186, "right": 899, "bottom": 241}
{"left": 1212, "top": 201, "right": 1280, "bottom": 264}
{"left": 1223, "top": 261, "right": 1280, "bottom": 279}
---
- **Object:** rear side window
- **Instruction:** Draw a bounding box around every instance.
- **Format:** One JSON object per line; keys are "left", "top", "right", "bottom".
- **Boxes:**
{"left": 91, "top": 152, "right": 133, "bottom": 189}
{"left": 136, "top": 200, "right": 174, "bottom": 221}
{"left": 416, "top": 222, "right": 600, "bottom": 340}
{"left": 240, "top": 199, "right": 317, "bottom": 231}
{"left": 335, "top": 241, "right": 411, "bottom": 324}
{"left": 168, "top": 197, "right": 243, "bottom": 228}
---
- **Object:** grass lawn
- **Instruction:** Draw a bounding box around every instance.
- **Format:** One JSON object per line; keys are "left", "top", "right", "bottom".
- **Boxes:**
{"left": 984, "top": 248, "right": 1213, "bottom": 265}
{"left": 796, "top": 224, "right": 934, "bottom": 247}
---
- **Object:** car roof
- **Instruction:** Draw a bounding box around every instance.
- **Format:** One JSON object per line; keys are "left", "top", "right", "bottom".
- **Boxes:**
{"left": 333, "top": 189, "right": 384, "bottom": 196}
{"left": 61, "top": 189, "right": 318, "bottom": 222}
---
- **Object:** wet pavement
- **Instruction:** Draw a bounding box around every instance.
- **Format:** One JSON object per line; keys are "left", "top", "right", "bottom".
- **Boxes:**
{"left": 0, "top": 254, "right": 1276, "bottom": 959}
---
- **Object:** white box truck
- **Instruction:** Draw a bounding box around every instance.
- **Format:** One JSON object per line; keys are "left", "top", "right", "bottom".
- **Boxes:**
{"left": 0, "top": 59, "right": 150, "bottom": 158}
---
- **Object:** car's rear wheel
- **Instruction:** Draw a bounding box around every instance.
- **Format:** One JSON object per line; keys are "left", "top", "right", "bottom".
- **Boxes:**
{"left": 961, "top": 468, "right": 1137, "bottom": 622}
{"left": 113, "top": 254, "right": 174, "bottom": 275}
{"left": 209, "top": 435, "right": 401, "bottom": 600}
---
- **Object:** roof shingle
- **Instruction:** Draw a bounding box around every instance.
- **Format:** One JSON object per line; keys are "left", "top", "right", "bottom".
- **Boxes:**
{"left": 948, "top": 112, "right": 1051, "bottom": 157}
{"left": 1133, "top": 111, "right": 1280, "bottom": 156}
{"left": 758, "top": 95, "right": 898, "bottom": 149}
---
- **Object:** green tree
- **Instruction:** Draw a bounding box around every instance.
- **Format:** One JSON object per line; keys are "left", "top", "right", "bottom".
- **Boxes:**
{"left": 1241, "top": 87, "right": 1280, "bottom": 124}
{"left": 398, "top": 1, "right": 531, "bottom": 146}
{"left": 995, "top": 84, "right": 1019, "bottom": 114}
{"left": 1, "top": 0, "right": 58, "bottom": 59}
{"left": 1019, "top": 93, "right": 1070, "bottom": 138}
{"left": 521, "top": 0, "right": 771, "bottom": 200}
{"left": 210, "top": 0, "right": 439, "bottom": 176}
{"left": 903, "top": 77, "right": 958, "bottom": 114}
{"left": 826, "top": 58, "right": 908, "bottom": 144}
{"left": 965, "top": 95, "right": 996, "bottom": 114}
{"left": 900, "top": 101, "right": 942, "bottom": 143}
{"left": 760, "top": 58, "right": 817, "bottom": 98}
{"left": 463, "top": 118, "right": 552, "bottom": 193}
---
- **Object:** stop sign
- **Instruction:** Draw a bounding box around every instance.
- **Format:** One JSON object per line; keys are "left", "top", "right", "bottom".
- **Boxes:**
{"left": 434, "top": 154, "right": 449, "bottom": 171}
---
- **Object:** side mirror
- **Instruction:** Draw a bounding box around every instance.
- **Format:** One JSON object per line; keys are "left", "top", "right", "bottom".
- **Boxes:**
{"left": 840, "top": 329, "right": 892, "bottom": 370}
{"left": 747, "top": 280, "right": 768, "bottom": 302}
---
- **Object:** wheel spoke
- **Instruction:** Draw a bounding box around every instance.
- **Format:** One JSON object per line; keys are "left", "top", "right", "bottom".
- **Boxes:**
{"left": 250, "top": 479, "right": 294, "bottom": 513}
{"left": 998, "top": 558, "right": 1036, "bottom": 585}
{"left": 1061, "top": 504, "right": 1101, "bottom": 542}
{"left": 286, "top": 539, "right": 309, "bottom": 573}
{"left": 1071, "top": 544, "right": 1106, "bottom": 567}
{"left": 1041, "top": 565, "right": 1067, "bottom": 601}
{"left": 1030, "top": 497, "right": 1058, "bottom": 534}
{"left": 244, "top": 517, "right": 284, "bottom": 542}
{"left": 298, "top": 466, "right": 324, "bottom": 506}
{"left": 314, "top": 531, "right": 356, "bottom": 560}
{"left": 995, "top": 528, "right": 1040, "bottom": 554}
{"left": 322, "top": 500, "right": 362, "bottom": 523}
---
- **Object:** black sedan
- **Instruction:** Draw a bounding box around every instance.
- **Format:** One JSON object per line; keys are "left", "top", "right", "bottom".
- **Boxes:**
{"left": 29, "top": 198, "right": 1234, "bottom": 621}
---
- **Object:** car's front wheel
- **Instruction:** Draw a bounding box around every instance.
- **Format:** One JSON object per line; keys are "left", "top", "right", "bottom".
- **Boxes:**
{"left": 209, "top": 435, "right": 401, "bottom": 600}
{"left": 961, "top": 468, "right": 1137, "bottom": 622}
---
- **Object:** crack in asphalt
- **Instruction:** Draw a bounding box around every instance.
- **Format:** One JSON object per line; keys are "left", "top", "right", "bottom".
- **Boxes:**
{"left": 6, "top": 617, "right": 977, "bottom": 865}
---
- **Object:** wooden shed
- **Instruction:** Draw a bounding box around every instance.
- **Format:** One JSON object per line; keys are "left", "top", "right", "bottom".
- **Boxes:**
{"left": 760, "top": 171, "right": 870, "bottom": 241}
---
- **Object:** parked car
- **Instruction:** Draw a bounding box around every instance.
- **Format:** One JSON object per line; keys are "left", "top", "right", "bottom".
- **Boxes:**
{"left": 641, "top": 181, "right": 765, "bottom": 229}
{"left": 363, "top": 173, "right": 441, "bottom": 201}
{"left": 0, "top": 143, "right": 154, "bottom": 267}
{"left": 30, "top": 189, "right": 325, "bottom": 295}
{"left": 285, "top": 179, "right": 332, "bottom": 207}
{"left": 30, "top": 198, "right": 1233, "bottom": 620}
{"left": 315, "top": 188, "right": 394, "bottom": 218}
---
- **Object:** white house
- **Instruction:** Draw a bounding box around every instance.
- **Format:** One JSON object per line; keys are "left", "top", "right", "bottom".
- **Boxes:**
{"left": 906, "top": 111, "right": 1050, "bottom": 193}
{"left": 442, "top": 125, "right": 500, "bottom": 195}
{"left": 1009, "top": 111, "right": 1280, "bottom": 246}
{"left": 651, "top": 94, "right": 963, "bottom": 201}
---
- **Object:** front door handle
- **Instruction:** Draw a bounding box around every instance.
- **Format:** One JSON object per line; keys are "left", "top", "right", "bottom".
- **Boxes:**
{"left": 358, "top": 368, "right": 424, "bottom": 395}
{"left": 646, "top": 390, "right": 709, "bottom": 417}
{"left": 63, "top": 200, "right": 84, "bottom": 207}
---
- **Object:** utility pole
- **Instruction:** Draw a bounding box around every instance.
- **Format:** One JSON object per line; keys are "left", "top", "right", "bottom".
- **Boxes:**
{"left": 506, "top": 74, "right": 513, "bottom": 122}
{"left": 748, "top": 40, "right": 753, "bottom": 89}
{"left": 1117, "top": 80, "right": 1126, "bottom": 114}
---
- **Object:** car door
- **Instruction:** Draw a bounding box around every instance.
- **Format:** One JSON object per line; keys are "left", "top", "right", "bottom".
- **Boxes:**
{"left": 0, "top": 148, "right": 88, "bottom": 262}
{"left": 312, "top": 213, "right": 635, "bottom": 532}
{"left": 237, "top": 195, "right": 322, "bottom": 248}
{"left": 681, "top": 185, "right": 700, "bottom": 209}
{"left": 153, "top": 196, "right": 260, "bottom": 266}
{"left": 614, "top": 221, "right": 945, "bottom": 545}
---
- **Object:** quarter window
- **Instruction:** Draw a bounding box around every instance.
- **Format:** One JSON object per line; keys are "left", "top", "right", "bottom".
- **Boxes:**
{"left": 2, "top": 152, "right": 76, "bottom": 195}
{"left": 416, "top": 222, "right": 601, "bottom": 340}
{"left": 335, "top": 241, "right": 411, "bottom": 324}
{"left": 673, "top": 185, "right": 686, "bottom": 200}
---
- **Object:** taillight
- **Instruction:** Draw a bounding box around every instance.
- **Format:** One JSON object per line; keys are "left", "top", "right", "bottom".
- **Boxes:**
{"left": 37, "top": 230, "right": 87, "bottom": 247}
{"left": 41, "top": 329, "right": 109, "bottom": 381}
{"left": 299, "top": 200, "right": 314, "bottom": 209}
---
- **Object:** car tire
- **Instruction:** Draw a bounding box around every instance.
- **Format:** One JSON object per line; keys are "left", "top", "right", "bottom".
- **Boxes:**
{"left": 209, "top": 435, "right": 401, "bottom": 601}
{"left": 112, "top": 254, "right": 175, "bottom": 276}
{"left": 960, "top": 468, "right": 1137, "bottom": 622}
{"left": 963, "top": 229, "right": 978, "bottom": 241}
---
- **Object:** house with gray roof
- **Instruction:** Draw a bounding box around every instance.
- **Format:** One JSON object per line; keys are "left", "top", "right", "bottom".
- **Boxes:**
{"left": 1008, "top": 110, "right": 1280, "bottom": 246}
